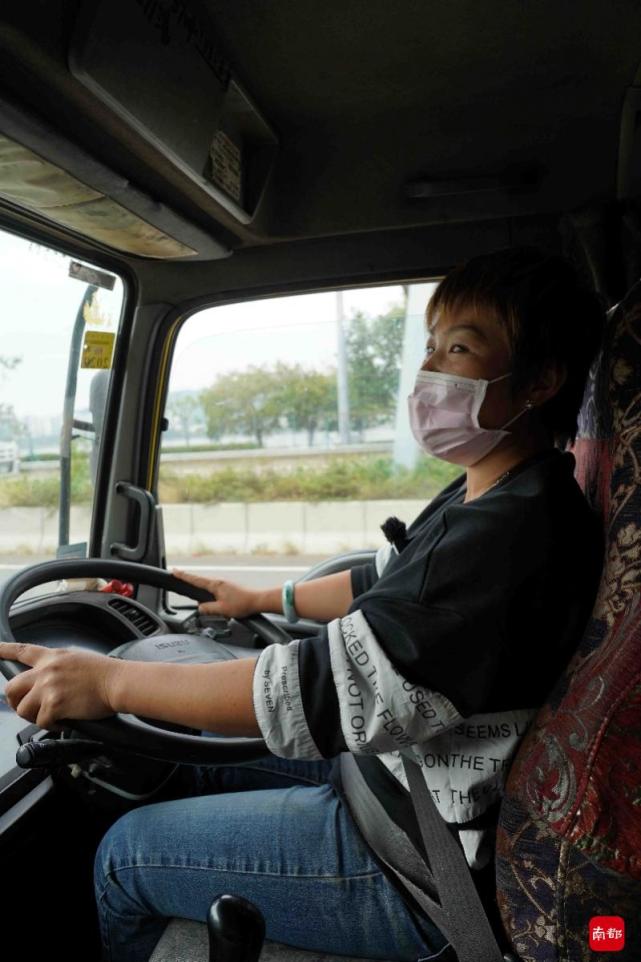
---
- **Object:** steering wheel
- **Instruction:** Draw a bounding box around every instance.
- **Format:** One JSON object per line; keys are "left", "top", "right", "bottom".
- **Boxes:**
{"left": 0, "top": 559, "right": 293, "bottom": 765}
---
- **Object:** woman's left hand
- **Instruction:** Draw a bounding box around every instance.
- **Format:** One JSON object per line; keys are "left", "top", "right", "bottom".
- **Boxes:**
{"left": 0, "top": 641, "right": 122, "bottom": 732}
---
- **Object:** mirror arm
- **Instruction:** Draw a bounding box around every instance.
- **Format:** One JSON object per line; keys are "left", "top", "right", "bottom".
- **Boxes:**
{"left": 59, "top": 283, "right": 97, "bottom": 547}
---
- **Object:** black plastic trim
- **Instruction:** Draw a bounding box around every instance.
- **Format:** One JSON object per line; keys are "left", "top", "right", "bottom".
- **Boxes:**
{"left": 0, "top": 766, "right": 49, "bottom": 815}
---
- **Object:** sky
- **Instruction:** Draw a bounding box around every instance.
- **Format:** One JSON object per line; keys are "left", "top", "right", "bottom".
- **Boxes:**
{"left": 0, "top": 232, "right": 123, "bottom": 420}
{"left": 168, "top": 284, "right": 410, "bottom": 394}
{"left": 0, "top": 227, "right": 435, "bottom": 422}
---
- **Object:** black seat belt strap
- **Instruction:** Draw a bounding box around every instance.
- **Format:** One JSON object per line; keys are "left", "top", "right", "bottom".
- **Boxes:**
{"left": 340, "top": 753, "right": 506, "bottom": 961}
{"left": 401, "top": 754, "right": 505, "bottom": 962}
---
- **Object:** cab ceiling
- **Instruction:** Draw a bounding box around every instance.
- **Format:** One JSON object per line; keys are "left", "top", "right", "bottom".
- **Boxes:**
{"left": 207, "top": 0, "right": 641, "bottom": 237}
{"left": 0, "top": 1, "right": 640, "bottom": 267}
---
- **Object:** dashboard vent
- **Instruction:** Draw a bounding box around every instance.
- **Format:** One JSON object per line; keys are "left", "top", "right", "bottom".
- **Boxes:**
{"left": 108, "top": 597, "right": 158, "bottom": 636}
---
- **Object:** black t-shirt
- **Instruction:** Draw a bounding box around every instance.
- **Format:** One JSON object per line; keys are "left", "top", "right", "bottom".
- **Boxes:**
{"left": 344, "top": 447, "right": 603, "bottom": 718}
{"left": 319, "top": 446, "right": 603, "bottom": 852}
{"left": 250, "top": 446, "right": 604, "bottom": 934}
{"left": 322, "top": 446, "right": 603, "bottom": 933}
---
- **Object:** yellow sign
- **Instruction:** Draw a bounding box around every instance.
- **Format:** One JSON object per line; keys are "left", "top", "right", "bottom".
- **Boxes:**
{"left": 81, "top": 331, "right": 115, "bottom": 369}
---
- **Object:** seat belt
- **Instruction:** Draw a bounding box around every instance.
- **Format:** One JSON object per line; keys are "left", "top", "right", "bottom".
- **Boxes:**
{"left": 402, "top": 754, "right": 506, "bottom": 962}
{"left": 339, "top": 752, "right": 506, "bottom": 962}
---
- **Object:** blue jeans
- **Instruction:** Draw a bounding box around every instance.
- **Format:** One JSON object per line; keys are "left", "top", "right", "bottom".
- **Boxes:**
{"left": 93, "top": 752, "right": 451, "bottom": 962}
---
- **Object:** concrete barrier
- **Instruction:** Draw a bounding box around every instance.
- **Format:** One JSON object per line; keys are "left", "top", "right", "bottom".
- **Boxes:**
{"left": 0, "top": 506, "right": 93, "bottom": 553}
{"left": 0, "top": 499, "right": 431, "bottom": 556}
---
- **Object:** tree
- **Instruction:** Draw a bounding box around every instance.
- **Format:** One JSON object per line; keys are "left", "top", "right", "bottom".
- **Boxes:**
{"left": 273, "top": 362, "right": 336, "bottom": 447}
{"left": 0, "top": 404, "right": 22, "bottom": 442}
{"left": 0, "top": 356, "right": 23, "bottom": 445}
{"left": 166, "top": 393, "right": 203, "bottom": 446}
{"left": 200, "top": 367, "right": 283, "bottom": 446}
{"left": 346, "top": 301, "right": 405, "bottom": 436}
{"left": 0, "top": 356, "right": 20, "bottom": 374}
{"left": 199, "top": 386, "right": 231, "bottom": 442}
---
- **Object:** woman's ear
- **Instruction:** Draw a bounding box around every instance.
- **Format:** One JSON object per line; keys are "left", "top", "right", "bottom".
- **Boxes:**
{"left": 529, "top": 359, "right": 567, "bottom": 406}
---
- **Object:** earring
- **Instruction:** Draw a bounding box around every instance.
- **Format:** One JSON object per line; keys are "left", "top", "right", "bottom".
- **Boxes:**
{"left": 525, "top": 400, "right": 534, "bottom": 409}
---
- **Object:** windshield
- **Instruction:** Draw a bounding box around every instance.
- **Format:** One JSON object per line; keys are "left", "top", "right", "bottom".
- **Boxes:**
{"left": 0, "top": 228, "right": 124, "bottom": 597}
{"left": 158, "top": 281, "right": 464, "bottom": 607}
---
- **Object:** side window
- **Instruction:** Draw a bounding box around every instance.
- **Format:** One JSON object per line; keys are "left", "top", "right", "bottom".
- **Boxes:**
{"left": 0, "top": 229, "right": 124, "bottom": 594}
{"left": 159, "top": 282, "right": 458, "bottom": 594}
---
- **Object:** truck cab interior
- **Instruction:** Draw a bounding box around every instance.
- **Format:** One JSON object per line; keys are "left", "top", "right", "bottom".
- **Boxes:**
{"left": 1, "top": 3, "right": 641, "bottom": 961}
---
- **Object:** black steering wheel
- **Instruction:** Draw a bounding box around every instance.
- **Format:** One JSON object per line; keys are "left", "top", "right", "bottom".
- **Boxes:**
{"left": 0, "top": 559, "right": 292, "bottom": 765}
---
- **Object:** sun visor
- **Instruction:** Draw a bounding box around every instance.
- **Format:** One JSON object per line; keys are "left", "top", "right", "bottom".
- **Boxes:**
{"left": 0, "top": 96, "right": 229, "bottom": 260}
{"left": 69, "top": 0, "right": 278, "bottom": 225}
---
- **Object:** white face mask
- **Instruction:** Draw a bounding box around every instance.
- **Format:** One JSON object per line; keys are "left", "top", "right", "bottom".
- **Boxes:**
{"left": 407, "top": 368, "right": 531, "bottom": 466}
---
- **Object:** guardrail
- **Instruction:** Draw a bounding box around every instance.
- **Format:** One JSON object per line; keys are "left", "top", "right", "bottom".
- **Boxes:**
{"left": 18, "top": 440, "right": 394, "bottom": 473}
{"left": 0, "top": 497, "right": 427, "bottom": 555}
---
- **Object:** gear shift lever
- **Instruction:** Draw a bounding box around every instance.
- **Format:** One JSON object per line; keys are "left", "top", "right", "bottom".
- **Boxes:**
{"left": 207, "top": 893, "right": 266, "bottom": 962}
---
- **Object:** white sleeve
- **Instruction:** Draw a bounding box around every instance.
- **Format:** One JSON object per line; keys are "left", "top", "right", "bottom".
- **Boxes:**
{"left": 251, "top": 639, "right": 325, "bottom": 759}
{"left": 251, "top": 609, "right": 462, "bottom": 759}
{"left": 327, "top": 608, "right": 462, "bottom": 754}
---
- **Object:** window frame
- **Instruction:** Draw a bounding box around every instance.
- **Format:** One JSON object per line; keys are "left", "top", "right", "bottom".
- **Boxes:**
{"left": 0, "top": 210, "right": 135, "bottom": 562}
{"left": 147, "top": 272, "right": 439, "bottom": 502}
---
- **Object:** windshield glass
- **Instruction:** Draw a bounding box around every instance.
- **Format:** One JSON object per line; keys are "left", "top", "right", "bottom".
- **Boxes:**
{"left": 159, "top": 281, "right": 462, "bottom": 608}
{"left": 0, "top": 228, "right": 124, "bottom": 596}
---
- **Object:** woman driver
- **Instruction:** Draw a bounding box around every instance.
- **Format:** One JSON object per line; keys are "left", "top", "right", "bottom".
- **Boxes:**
{"left": 0, "top": 246, "right": 605, "bottom": 962}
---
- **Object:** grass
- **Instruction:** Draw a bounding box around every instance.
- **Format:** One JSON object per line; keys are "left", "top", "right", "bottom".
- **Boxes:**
{"left": 0, "top": 454, "right": 461, "bottom": 507}
{"left": 157, "top": 456, "right": 461, "bottom": 504}
{"left": 0, "top": 453, "right": 92, "bottom": 507}
{"left": 160, "top": 441, "right": 258, "bottom": 454}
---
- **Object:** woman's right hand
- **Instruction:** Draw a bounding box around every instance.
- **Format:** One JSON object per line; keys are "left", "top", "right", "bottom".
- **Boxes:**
{"left": 171, "top": 568, "right": 261, "bottom": 619}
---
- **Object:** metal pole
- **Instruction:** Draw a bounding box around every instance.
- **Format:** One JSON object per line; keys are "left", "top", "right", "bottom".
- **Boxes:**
{"left": 336, "top": 291, "right": 351, "bottom": 445}
{"left": 393, "top": 282, "right": 438, "bottom": 469}
{"left": 59, "top": 285, "right": 96, "bottom": 546}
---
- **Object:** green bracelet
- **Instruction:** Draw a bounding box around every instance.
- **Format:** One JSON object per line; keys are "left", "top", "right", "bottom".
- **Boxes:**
{"left": 282, "top": 579, "right": 299, "bottom": 624}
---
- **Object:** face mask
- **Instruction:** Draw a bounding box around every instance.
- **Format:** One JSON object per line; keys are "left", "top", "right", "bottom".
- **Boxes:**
{"left": 407, "top": 369, "right": 531, "bottom": 466}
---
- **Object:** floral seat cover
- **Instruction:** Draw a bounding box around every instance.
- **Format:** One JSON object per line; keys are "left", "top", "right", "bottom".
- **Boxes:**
{"left": 495, "top": 281, "right": 641, "bottom": 960}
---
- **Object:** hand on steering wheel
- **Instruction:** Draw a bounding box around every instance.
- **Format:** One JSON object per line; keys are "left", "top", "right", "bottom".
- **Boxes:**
{"left": 171, "top": 567, "right": 264, "bottom": 620}
{"left": 0, "top": 640, "right": 119, "bottom": 733}
{"left": 0, "top": 559, "right": 292, "bottom": 765}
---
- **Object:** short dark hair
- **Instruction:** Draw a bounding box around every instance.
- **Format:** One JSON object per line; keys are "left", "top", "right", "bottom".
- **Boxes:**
{"left": 425, "top": 246, "right": 606, "bottom": 449}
